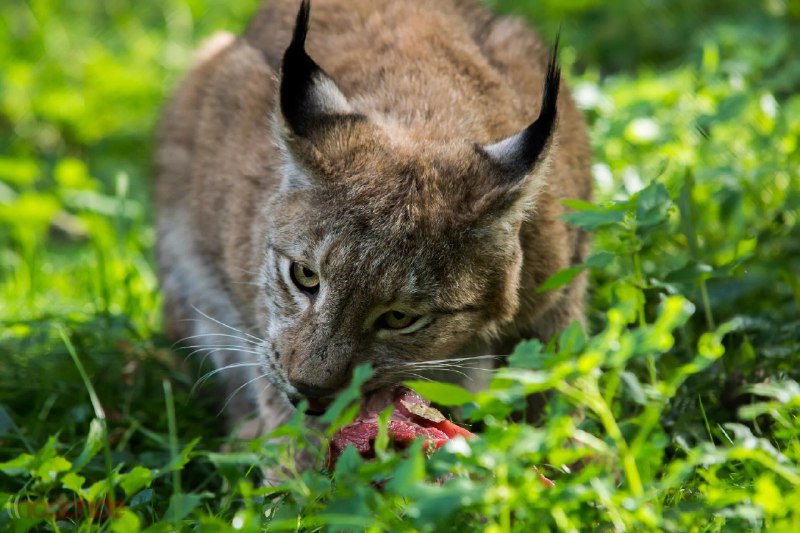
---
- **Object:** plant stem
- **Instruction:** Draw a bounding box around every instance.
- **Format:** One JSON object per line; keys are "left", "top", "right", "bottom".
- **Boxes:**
{"left": 604, "top": 369, "right": 621, "bottom": 405}
{"left": 497, "top": 463, "right": 511, "bottom": 533}
{"left": 699, "top": 278, "right": 716, "bottom": 330}
{"left": 60, "top": 327, "right": 115, "bottom": 525}
{"left": 163, "top": 379, "right": 181, "bottom": 523}
{"left": 632, "top": 247, "right": 657, "bottom": 384}
{"left": 632, "top": 250, "right": 647, "bottom": 329}
{"left": 562, "top": 382, "right": 644, "bottom": 497}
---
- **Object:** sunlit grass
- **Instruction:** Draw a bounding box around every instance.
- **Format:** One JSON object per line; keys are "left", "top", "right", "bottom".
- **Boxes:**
{"left": 1, "top": 0, "right": 799, "bottom": 530}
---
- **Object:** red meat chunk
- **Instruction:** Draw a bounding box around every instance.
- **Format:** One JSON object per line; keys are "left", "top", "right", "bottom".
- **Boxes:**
{"left": 326, "top": 386, "right": 474, "bottom": 468}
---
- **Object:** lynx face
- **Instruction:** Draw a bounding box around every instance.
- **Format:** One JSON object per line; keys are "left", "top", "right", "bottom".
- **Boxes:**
{"left": 259, "top": 145, "right": 525, "bottom": 405}
{"left": 253, "top": 1, "right": 560, "bottom": 407}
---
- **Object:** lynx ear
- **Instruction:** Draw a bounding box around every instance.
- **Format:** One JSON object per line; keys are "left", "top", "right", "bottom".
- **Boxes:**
{"left": 478, "top": 38, "right": 561, "bottom": 187}
{"left": 279, "top": 0, "right": 353, "bottom": 137}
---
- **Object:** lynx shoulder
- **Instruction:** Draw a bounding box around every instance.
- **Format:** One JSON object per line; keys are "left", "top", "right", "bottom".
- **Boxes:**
{"left": 155, "top": 0, "right": 591, "bottom": 435}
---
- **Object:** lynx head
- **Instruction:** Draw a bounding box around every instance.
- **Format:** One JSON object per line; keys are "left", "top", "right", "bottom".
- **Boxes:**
{"left": 258, "top": 0, "right": 561, "bottom": 409}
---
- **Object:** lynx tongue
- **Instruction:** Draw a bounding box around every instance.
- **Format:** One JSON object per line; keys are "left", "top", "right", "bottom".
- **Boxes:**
{"left": 326, "top": 386, "right": 475, "bottom": 469}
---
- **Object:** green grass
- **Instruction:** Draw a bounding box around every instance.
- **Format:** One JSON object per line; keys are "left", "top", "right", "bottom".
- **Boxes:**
{"left": 2, "top": 0, "right": 799, "bottom": 530}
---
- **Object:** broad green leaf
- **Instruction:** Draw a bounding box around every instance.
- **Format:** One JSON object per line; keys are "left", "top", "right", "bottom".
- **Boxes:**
{"left": 507, "top": 339, "right": 546, "bottom": 370}
{"left": 0, "top": 405, "right": 14, "bottom": 436}
{"left": 54, "top": 157, "right": 95, "bottom": 190}
{"left": 110, "top": 509, "right": 141, "bottom": 533}
{"left": 0, "top": 157, "right": 39, "bottom": 185}
{"left": 161, "top": 438, "right": 200, "bottom": 473}
{"left": 7, "top": 515, "right": 44, "bottom": 533}
{"left": 321, "top": 363, "right": 373, "bottom": 427}
{"left": 536, "top": 266, "right": 585, "bottom": 293}
{"left": 561, "top": 202, "right": 626, "bottom": 230}
{"left": 385, "top": 440, "right": 425, "bottom": 495}
{"left": 620, "top": 371, "right": 646, "bottom": 405}
{"left": 61, "top": 472, "right": 85, "bottom": 495}
{"left": 87, "top": 479, "right": 112, "bottom": 503}
{"left": 635, "top": 182, "right": 671, "bottom": 227}
{"left": 559, "top": 321, "right": 586, "bottom": 354}
{"left": 0, "top": 193, "right": 59, "bottom": 228}
{"left": 0, "top": 454, "right": 34, "bottom": 476}
{"left": 73, "top": 418, "right": 105, "bottom": 470}
{"left": 325, "top": 403, "right": 360, "bottom": 436}
{"left": 164, "top": 493, "right": 208, "bottom": 523}
{"left": 584, "top": 250, "right": 616, "bottom": 269}
{"left": 561, "top": 199, "right": 598, "bottom": 211}
{"left": 129, "top": 488, "right": 154, "bottom": 508}
{"left": 745, "top": 381, "right": 800, "bottom": 404}
{"left": 753, "top": 476, "right": 782, "bottom": 515}
{"left": 333, "top": 445, "right": 364, "bottom": 477}
{"left": 407, "top": 478, "right": 480, "bottom": 527}
{"left": 119, "top": 466, "right": 154, "bottom": 497}
{"left": 138, "top": 521, "right": 173, "bottom": 533}
{"left": 32, "top": 456, "right": 71, "bottom": 482}
{"left": 222, "top": 509, "right": 261, "bottom": 533}
{"left": 402, "top": 381, "right": 475, "bottom": 406}
{"left": 664, "top": 260, "right": 714, "bottom": 283}
{"left": 373, "top": 405, "right": 394, "bottom": 457}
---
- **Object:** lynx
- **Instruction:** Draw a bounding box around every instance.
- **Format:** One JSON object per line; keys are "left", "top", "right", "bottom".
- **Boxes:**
{"left": 155, "top": 0, "right": 591, "bottom": 439}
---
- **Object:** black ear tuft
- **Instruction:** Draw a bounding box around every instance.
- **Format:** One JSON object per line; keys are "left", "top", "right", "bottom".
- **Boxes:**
{"left": 279, "top": 0, "right": 355, "bottom": 137}
{"left": 291, "top": 0, "right": 311, "bottom": 48}
{"left": 480, "top": 34, "right": 561, "bottom": 179}
{"left": 280, "top": 0, "right": 318, "bottom": 135}
{"left": 525, "top": 32, "right": 561, "bottom": 170}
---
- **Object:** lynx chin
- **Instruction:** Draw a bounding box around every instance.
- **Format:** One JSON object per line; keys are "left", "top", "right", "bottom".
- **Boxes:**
{"left": 155, "top": 0, "right": 592, "bottom": 439}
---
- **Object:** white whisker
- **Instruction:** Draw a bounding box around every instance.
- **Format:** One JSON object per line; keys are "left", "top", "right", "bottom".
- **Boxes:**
{"left": 172, "top": 332, "right": 261, "bottom": 348}
{"left": 400, "top": 360, "right": 489, "bottom": 368}
{"left": 194, "top": 362, "right": 264, "bottom": 390}
{"left": 189, "top": 306, "right": 266, "bottom": 344}
{"left": 217, "top": 373, "right": 270, "bottom": 417}
{"left": 179, "top": 343, "right": 262, "bottom": 354}
{"left": 402, "top": 363, "right": 496, "bottom": 373}
{"left": 403, "top": 366, "right": 472, "bottom": 381}
{"left": 180, "top": 346, "right": 261, "bottom": 364}
{"left": 410, "top": 355, "right": 504, "bottom": 365}
{"left": 388, "top": 371, "right": 434, "bottom": 383}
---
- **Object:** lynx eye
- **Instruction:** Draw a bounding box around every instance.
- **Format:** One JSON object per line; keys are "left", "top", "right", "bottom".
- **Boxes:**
{"left": 378, "top": 310, "right": 420, "bottom": 331}
{"left": 290, "top": 262, "right": 320, "bottom": 295}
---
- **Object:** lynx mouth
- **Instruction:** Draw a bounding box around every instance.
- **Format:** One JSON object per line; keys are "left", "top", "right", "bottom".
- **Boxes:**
{"left": 305, "top": 399, "right": 331, "bottom": 415}
{"left": 326, "top": 386, "right": 475, "bottom": 469}
{"left": 287, "top": 394, "right": 332, "bottom": 415}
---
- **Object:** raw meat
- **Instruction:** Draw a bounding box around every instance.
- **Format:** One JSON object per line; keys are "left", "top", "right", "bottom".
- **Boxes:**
{"left": 326, "top": 387, "right": 474, "bottom": 468}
